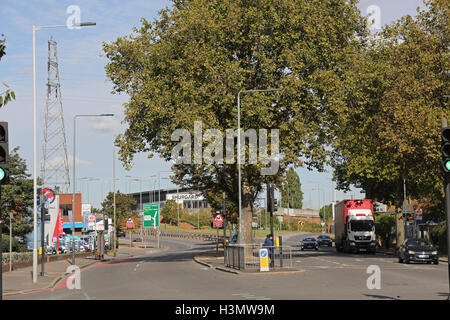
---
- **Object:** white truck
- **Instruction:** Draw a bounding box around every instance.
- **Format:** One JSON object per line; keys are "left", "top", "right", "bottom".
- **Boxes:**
{"left": 334, "top": 199, "right": 377, "bottom": 254}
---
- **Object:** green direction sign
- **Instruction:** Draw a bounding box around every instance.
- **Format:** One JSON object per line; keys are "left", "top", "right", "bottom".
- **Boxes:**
{"left": 143, "top": 203, "right": 160, "bottom": 228}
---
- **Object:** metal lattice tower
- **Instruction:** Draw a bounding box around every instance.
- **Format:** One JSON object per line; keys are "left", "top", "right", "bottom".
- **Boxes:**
{"left": 40, "top": 36, "right": 70, "bottom": 192}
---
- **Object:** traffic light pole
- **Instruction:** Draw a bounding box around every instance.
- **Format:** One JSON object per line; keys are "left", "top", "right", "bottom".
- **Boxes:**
{"left": 445, "top": 173, "right": 450, "bottom": 301}
{"left": 0, "top": 184, "right": 3, "bottom": 300}
{"left": 442, "top": 118, "right": 450, "bottom": 300}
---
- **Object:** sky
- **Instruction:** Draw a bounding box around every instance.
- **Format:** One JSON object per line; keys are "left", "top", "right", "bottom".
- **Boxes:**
{"left": 0, "top": 0, "right": 427, "bottom": 209}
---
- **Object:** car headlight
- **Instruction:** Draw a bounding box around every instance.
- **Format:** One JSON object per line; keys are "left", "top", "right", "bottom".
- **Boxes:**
{"left": 350, "top": 242, "right": 356, "bottom": 246}
{"left": 432, "top": 251, "right": 437, "bottom": 255}
{"left": 408, "top": 250, "right": 415, "bottom": 255}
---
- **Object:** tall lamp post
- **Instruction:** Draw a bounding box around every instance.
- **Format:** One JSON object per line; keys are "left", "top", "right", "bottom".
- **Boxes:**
{"left": 72, "top": 113, "right": 113, "bottom": 265}
{"left": 312, "top": 186, "right": 326, "bottom": 232}
{"left": 237, "top": 89, "right": 280, "bottom": 245}
{"left": 32, "top": 21, "right": 96, "bottom": 283}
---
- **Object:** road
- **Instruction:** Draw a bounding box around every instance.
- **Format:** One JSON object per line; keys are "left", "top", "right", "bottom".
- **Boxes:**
{"left": 6, "top": 233, "right": 448, "bottom": 300}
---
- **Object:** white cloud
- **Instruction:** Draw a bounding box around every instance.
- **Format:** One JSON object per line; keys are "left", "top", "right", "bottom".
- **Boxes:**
{"left": 87, "top": 116, "right": 121, "bottom": 133}
{"left": 67, "top": 155, "right": 93, "bottom": 168}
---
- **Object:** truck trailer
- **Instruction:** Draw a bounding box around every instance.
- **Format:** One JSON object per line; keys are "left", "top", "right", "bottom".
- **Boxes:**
{"left": 334, "top": 199, "right": 376, "bottom": 254}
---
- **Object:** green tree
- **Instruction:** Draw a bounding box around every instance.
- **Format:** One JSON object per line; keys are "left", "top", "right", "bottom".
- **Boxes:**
{"left": 100, "top": 191, "right": 137, "bottom": 231}
{"left": 280, "top": 168, "right": 303, "bottom": 209}
{"left": 1, "top": 147, "right": 35, "bottom": 241}
{"left": 319, "top": 204, "right": 332, "bottom": 224}
{"left": 374, "top": 214, "right": 395, "bottom": 249}
{"left": 330, "top": 0, "right": 449, "bottom": 246}
{"left": 161, "top": 200, "right": 179, "bottom": 223}
{"left": 0, "top": 34, "right": 15, "bottom": 108}
{"left": 103, "top": 0, "right": 367, "bottom": 244}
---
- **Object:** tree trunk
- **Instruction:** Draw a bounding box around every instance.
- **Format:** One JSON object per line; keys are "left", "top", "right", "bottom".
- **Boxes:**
{"left": 241, "top": 205, "right": 253, "bottom": 245}
{"left": 395, "top": 179, "right": 405, "bottom": 250}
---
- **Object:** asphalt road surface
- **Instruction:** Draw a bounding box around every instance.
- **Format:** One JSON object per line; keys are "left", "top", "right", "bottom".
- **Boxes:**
{"left": 6, "top": 233, "right": 448, "bottom": 300}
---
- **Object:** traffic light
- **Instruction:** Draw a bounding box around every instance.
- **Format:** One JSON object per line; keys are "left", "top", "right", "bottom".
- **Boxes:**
{"left": 266, "top": 184, "right": 276, "bottom": 213}
{"left": 0, "top": 122, "right": 9, "bottom": 184}
{"left": 442, "top": 126, "right": 450, "bottom": 175}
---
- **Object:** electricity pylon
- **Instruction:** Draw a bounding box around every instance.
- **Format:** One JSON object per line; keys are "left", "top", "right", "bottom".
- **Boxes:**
{"left": 41, "top": 36, "right": 70, "bottom": 192}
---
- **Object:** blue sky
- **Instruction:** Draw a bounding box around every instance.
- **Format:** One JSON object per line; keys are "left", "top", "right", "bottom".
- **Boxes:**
{"left": 0, "top": 0, "right": 426, "bottom": 209}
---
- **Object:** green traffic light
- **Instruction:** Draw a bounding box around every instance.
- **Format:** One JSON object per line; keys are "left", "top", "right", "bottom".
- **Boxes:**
{"left": 445, "top": 160, "right": 450, "bottom": 172}
{"left": 0, "top": 167, "right": 5, "bottom": 181}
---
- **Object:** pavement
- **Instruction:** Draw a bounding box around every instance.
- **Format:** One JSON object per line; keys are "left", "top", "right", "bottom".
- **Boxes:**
{"left": 1, "top": 239, "right": 163, "bottom": 298}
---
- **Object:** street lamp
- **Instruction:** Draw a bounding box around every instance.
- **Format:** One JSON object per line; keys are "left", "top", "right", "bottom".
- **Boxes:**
{"left": 311, "top": 186, "right": 326, "bottom": 232}
{"left": 72, "top": 113, "right": 113, "bottom": 265}
{"left": 32, "top": 21, "right": 96, "bottom": 283}
{"left": 79, "top": 177, "right": 100, "bottom": 204}
{"left": 237, "top": 89, "right": 280, "bottom": 245}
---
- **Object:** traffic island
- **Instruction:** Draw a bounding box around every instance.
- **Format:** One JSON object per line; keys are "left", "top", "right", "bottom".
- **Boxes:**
{"left": 193, "top": 250, "right": 305, "bottom": 275}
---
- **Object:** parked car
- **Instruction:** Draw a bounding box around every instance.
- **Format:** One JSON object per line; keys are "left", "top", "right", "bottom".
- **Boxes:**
{"left": 117, "top": 230, "right": 126, "bottom": 237}
{"left": 301, "top": 237, "right": 319, "bottom": 251}
{"left": 317, "top": 235, "right": 333, "bottom": 247}
{"left": 58, "top": 245, "right": 68, "bottom": 254}
{"left": 46, "top": 246, "right": 57, "bottom": 255}
{"left": 398, "top": 238, "right": 439, "bottom": 264}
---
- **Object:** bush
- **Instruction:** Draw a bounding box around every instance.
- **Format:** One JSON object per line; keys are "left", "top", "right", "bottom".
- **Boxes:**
{"left": 1, "top": 235, "right": 26, "bottom": 252}
{"left": 375, "top": 214, "right": 395, "bottom": 249}
{"left": 430, "top": 221, "right": 447, "bottom": 253}
{"left": 2, "top": 251, "right": 33, "bottom": 264}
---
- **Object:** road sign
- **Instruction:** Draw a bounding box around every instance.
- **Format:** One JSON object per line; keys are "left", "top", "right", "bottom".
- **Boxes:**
{"left": 126, "top": 217, "right": 134, "bottom": 229}
{"left": 415, "top": 208, "right": 423, "bottom": 221}
{"left": 95, "top": 219, "right": 105, "bottom": 231}
{"left": 42, "top": 187, "right": 55, "bottom": 204}
{"left": 213, "top": 214, "right": 223, "bottom": 228}
{"left": 259, "top": 248, "right": 269, "bottom": 272}
{"left": 143, "top": 203, "right": 160, "bottom": 228}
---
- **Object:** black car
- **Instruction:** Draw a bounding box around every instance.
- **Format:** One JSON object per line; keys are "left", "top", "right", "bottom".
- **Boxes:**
{"left": 301, "top": 238, "right": 319, "bottom": 251}
{"left": 317, "top": 235, "right": 333, "bottom": 247}
{"left": 398, "top": 238, "right": 439, "bottom": 264}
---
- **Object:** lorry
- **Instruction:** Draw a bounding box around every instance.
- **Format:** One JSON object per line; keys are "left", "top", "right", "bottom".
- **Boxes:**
{"left": 334, "top": 199, "right": 377, "bottom": 254}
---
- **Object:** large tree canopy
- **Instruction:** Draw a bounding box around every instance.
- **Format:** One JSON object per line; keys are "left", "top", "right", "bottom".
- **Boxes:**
{"left": 331, "top": 0, "right": 449, "bottom": 208}
{"left": 329, "top": 0, "right": 449, "bottom": 246}
{"left": 103, "top": 0, "right": 367, "bottom": 244}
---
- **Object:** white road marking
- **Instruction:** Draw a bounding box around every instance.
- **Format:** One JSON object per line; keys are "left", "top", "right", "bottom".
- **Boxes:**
{"left": 232, "top": 293, "right": 271, "bottom": 300}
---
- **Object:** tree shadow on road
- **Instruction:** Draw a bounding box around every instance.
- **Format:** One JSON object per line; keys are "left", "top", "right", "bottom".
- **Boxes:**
{"left": 363, "top": 294, "right": 399, "bottom": 300}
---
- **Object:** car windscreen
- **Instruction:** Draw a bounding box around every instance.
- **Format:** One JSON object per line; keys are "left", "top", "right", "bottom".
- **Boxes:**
{"left": 350, "top": 220, "right": 374, "bottom": 231}
{"left": 303, "top": 238, "right": 315, "bottom": 242}
{"left": 408, "top": 240, "right": 432, "bottom": 248}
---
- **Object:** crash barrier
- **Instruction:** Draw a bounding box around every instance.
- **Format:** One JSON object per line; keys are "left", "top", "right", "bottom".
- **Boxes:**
{"left": 146, "top": 230, "right": 230, "bottom": 243}
{"left": 225, "top": 244, "right": 293, "bottom": 271}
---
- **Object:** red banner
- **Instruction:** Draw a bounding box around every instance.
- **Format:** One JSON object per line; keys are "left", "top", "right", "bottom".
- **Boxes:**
{"left": 53, "top": 209, "right": 63, "bottom": 251}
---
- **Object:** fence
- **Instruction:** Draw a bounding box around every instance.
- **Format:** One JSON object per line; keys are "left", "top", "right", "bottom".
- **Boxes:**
{"left": 225, "top": 244, "right": 293, "bottom": 271}
{"left": 147, "top": 230, "right": 229, "bottom": 243}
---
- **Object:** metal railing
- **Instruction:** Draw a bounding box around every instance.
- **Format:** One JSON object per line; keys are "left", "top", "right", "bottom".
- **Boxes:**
{"left": 147, "top": 230, "right": 229, "bottom": 243}
{"left": 225, "top": 244, "right": 293, "bottom": 271}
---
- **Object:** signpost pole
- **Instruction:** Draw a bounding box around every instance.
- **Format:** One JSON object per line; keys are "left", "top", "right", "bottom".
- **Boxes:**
{"left": 129, "top": 229, "right": 132, "bottom": 254}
